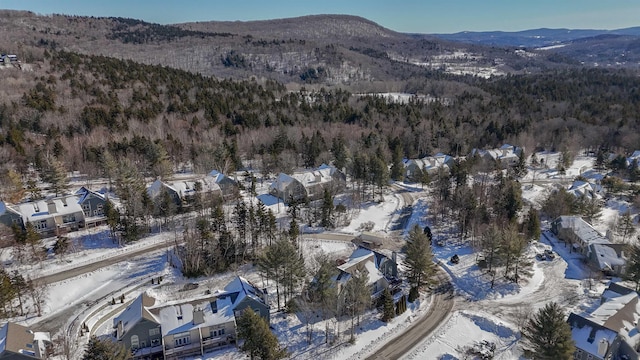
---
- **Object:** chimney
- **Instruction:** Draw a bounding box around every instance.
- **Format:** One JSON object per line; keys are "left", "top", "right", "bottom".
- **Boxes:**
{"left": 47, "top": 200, "right": 57, "bottom": 214}
{"left": 193, "top": 308, "right": 204, "bottom": 325}
{"left": 262, "top": 288, "right": 268, "bottom": 305}
{"left": 597, "top": 338, "right": 609, "bottom": 357}
{"left": 314, "top": 173, "right": 322, "bottom": 183}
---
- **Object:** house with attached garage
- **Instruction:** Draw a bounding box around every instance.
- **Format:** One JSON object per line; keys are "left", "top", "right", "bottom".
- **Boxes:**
{"left": 552, "top": 216, "right": 626, "bottom": 276}
{"left": 207, "top": 170, "right": 238, "bottom": 200}
{"left": 14, "top": 195, "right": 85, "bottom": 237}
{"left": 147, "top": 178, "right": 224, "bottom": 211}
{"left": 0, "top": 322, "right": 51, "bottom": 359}
{"left": 270, "top": 164, "right": 346, "bottom": 203}
{"left": 568, "top": 283, "right": 640, "bottom": 360}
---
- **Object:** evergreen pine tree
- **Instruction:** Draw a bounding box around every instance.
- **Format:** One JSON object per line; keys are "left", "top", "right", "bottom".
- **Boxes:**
{"left": 42, "top": 157, "right": 70, "bottom": 197}
{"left": 237, "top": 308, "right": 287, "bottom": 360}
{"left": 390, "top": 145, "right": 404, "bottom": 181}
{"left": 522, "top": 302, "right": 575, "bottom": 360}
{"left": 617, "top": 210, "right": 636, "bottom": 243}
{"left": 82, "top": 336, "right": 130, "bottom": 360}
{"left": 381, "top": 288, "right": 395, "bottom": 322}
{"left": 320, "top": 187, "right": 334, "bottom": 228}
{"left": 525, "top": 207, "right": 541, "bottom": 241}
{"left": 405, "top": 225, "right": 437, "bottom": 290}
{"left": 625, "top": 244, "right": 640, "bottom": 291}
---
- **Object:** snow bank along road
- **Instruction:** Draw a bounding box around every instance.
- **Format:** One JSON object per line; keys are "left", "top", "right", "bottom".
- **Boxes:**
{"left": 367, "top": 279, "right": 455, "bottom": 360}
{"left": 35, "top": 240, "right": 174, "bottom": 285}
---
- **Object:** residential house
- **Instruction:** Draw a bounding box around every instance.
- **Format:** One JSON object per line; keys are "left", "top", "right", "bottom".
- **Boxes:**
{"left": 207, "top": 170, "right": 238, "bottom": 200}
{"left": 270, "top": 164, "right": 346, "bottom": 203}
{"left": 14, "top": 195, "right": 85, "bottom": 236}
{"left": 113, "top": 293, "right": 163, "bottom": 359}
{"left": 75, "top": 187, "right": 108, "bottom": 227}
{"left": 0, "top": 322, "right": 50, "bottom": 359}
{"left": 147, "top": 178, "right": 224, "bottom": 210}
{"left": 335, "top": 247, "right": 399, "bottom": 299}
{"left": 153, "top": 276, "right": 268, "bottom": 359}
{"left": 403, "top": 153, "right": 453, "bottom": 182}
{"left": 470, "top": 144, "right": 523, "bottom": 169}
{"left": 552, "top": 216, "right": 626, "bottom": 276}
{"left": 568, "top": 180, "right": 603, "bottom": 201}
{"left": 114, "top": 277, "right": 269, "bottom": 359}
{"left": 0, "top": 201, "right": 23, "bottom": 230}
{"left": 627, "top": 150, "right": 640, "bottom": 168}
{"left": 568, "top": 284, "right": 640, "bottom": 360}
{"left": 154, "top": 299, "right": 236, "bottom": 360}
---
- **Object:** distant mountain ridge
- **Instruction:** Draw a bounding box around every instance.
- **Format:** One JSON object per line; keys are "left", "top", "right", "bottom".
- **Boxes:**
{"left": 431, "top": 27, "right": 640, "bottom": 48}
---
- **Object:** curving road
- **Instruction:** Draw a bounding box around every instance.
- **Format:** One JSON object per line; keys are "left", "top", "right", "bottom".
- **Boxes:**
{"left": 366, "top": 282, "right": 455, "bottom": 360}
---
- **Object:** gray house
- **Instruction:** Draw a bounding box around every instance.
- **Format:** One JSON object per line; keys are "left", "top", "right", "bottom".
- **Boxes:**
{"left": 0, "top": 202, "right": 23, "bottom": 230}
{"left": 568, "top": 284, "right": 640, "bottom": 360}
{"left": 0, "top": 322, "right": 50, "bottom": 359}
{"left": 207, "top": 170, "right": 238, "bottom": 200}
{"left": 75, "top": 187, "right": 108, "bottom": 227}
{"left": 470, "top": 144, "right": 523, "bottom": 169}
{"left": 334, "top": 247, "right": 399, "bottom": 299}
{"left": 113, "top": 293, "right": 163, "bottom": 359}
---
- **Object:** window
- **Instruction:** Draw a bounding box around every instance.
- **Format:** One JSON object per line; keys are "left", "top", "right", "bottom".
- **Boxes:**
{"left": 149, "top": 328, "right": 160, "bottom": 336}
{"left": 36, "top": 220, "right": 48, "bottom": 230}
{"left": 82, "top": 204, "right": 90, "bottom": 214}
{"left": 131, "top": 335, "right": 139, "bottom": 350}
{"left": 62, "top": 214, "right": 76, "bottom": 223}
{"left": 220, "top": 328, "right": 224, "bottom": 335}
{"left": 174, "top": 333, "right": 190, "bottom": 347}
{"left": 151, "top": 339, "right": 160, "bottom": 347}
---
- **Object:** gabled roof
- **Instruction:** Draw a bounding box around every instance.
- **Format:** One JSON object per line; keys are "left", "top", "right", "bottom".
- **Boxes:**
{"left": 0, "top": 201, "right": 21, "bottom": 218}
{"left": 590, "top": 244, "right": 626, "bottom": 272}
{"left": 0, "top": 322, "right": 44, "bottom": 357}
{"left": 335, "top": 247, "right": 392, "bottom": 287}
{"left": 75, "top": 187, "right": 106, "bottom": 204}
{"left": 568, "top": 313, "right": 618, "bottom": 359}
{"left": 113, "top": 293, "right": 158, "bottom": 338}
{"left": 14, "top": 195, "right": 84, "bottom": 224}
{"left": 555, "top": 216, "right": 609, "bottom": 246}
{"left": 156, "top": 298, "right": 234, "bottom": 337}
{"left": 222, "top": 276, "right": 268, "bottom": 307}
{"left": 270, "top": 165, "right": 340, "bottom": 192}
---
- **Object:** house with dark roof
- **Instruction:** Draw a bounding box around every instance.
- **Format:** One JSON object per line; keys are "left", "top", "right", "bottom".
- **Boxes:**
{"left": 75, "top": 187, "right": 108, "bottom": 227}
{"left": 568, "top": 284, "right": 640, "bottom": 360}
{"left": 0, "top": 322, "right": 50, "bottom": 359}
{"left": 113, "top": 293, "right": 163, "bottom": 359}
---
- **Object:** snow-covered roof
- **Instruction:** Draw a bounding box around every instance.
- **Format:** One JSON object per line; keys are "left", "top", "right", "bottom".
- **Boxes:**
{"left": 270, "top": 173, "right": 296, "bottom": 193}
{"left": 336, "top": 247, "right": 388, "bottom": 287}
{"left": 555, "top": 216, "right": 609, "bottom": 246}
{"left": 568, "top": 181, "right": 602, "bottom": 200}
{"left": 569, "top": 319, "right": 616, "bottom": 359}
{"left": 14, "top": 195, "right": 84, "bottom": 223}
{"left": 270, "top": 166, "right": 339, "bottom": 192}
{"left": 113, "top": 293, "right": 158, "bottom": 337}
{"left": 590, "top": 244, "right": 626, "bottom": 272}
{"left": 156, "top": 298, "right": 234, "bottom": 337}
{"left": 222, "top": 276, "right": 268, "bottom": 307}
{"left": 471, "top": 144, "right": 522, "bottom": 162}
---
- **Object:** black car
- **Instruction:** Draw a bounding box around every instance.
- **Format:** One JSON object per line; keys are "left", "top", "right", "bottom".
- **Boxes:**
{"left": 450, "top": 254, "right": 460, "bottom": 264}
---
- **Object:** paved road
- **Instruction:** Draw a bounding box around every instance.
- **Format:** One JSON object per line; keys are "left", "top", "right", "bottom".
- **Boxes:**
{"left": 36, "top": 240, "right": 175, "bottom": 285}
{"left": 366, "top": 280, "right": 455, "bottom": 360}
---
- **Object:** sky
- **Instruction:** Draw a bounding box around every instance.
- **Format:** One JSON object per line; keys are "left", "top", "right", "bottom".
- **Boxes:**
{"left": 3, "top": 0, "right": 640, "bottom": 34}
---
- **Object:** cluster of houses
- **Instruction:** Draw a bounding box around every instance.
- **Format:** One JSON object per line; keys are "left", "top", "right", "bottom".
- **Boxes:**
{"left": 569, "top": 282, "right": 640, "bottom": 360}
{"left": 402, "top": 144, "right": 524, "bottom": 182}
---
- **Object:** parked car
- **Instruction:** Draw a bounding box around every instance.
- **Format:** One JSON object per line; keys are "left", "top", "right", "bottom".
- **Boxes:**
{"left": 450, "top": 254, "right": 460, "bottom": 264}
{"left": 545, "top": 249, "right": 556, "bottom": 260}
{"left": 536, "top": 253, "right": 545, "bottom": 261}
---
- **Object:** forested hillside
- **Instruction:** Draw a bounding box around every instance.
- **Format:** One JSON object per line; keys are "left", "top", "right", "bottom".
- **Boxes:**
{"left": 1, "top": 47, "right": 639, "bottom": 192}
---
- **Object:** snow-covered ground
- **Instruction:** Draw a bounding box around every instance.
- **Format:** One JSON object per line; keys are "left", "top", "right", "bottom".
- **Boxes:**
{"left": 15, "top": 150, "right": 639, "bottom": 360}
